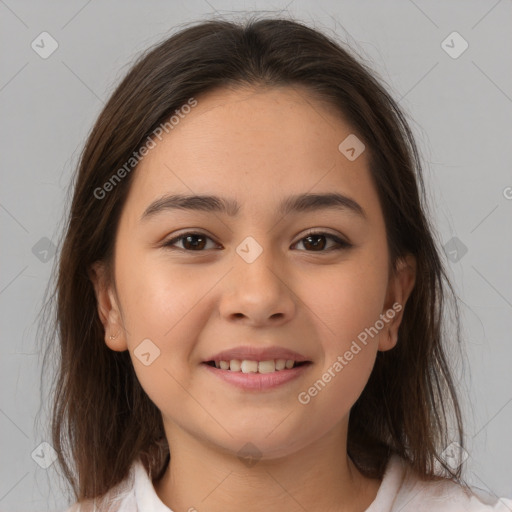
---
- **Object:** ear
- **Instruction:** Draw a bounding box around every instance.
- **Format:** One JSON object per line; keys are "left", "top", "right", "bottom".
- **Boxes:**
{"left": 89, "top": 261, "right": 128, "bottom": 352}
{"left": 378, "top": 253, "right": 416, "bottom": 352}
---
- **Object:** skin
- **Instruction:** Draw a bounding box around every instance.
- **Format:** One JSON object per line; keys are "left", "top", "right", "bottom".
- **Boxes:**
{"left": 91, "top": 85, "right": 416, "bottom": 512}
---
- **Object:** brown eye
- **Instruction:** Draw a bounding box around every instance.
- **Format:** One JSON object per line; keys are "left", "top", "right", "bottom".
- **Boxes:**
{"left": 163, "top": 232, "right": 218, "bottom": 251}
{"left": 163, "top": 230, "right": 352, "bottom": 253}
{"left": 293, "top": 232, "right": 352, "bottom": 252}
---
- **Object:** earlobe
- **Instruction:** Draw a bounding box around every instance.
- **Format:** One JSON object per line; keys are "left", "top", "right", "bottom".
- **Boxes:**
{"left": 104, "top": 303, "right": 128, "bottom": 352}
{"left": 89, "top": 261, "right": 128, "bottom": 352}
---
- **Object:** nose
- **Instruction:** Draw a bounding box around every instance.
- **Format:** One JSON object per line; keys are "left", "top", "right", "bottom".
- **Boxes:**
{"left": 218, "top": 238, "right": 296, "bottom": 326}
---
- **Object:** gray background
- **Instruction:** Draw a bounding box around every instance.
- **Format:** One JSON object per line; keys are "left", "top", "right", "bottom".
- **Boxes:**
{"left": 1, "top": 0, "right": 511, "bottom": 511}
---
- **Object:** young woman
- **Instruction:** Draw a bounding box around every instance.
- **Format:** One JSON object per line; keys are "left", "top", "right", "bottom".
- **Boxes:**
{"left": 43, "top": 16, "right": 511, "bottom": 512}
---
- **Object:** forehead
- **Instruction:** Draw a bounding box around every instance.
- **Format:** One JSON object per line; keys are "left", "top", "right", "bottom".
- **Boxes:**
{"left": 122, "top": 85, "right": 381, "bottom": 223}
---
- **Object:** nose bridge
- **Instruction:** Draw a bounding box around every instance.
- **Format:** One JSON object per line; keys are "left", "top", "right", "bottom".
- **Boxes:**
{"left": 220, "top": 233, "right": 295, "bottom": 323}
{"left": 234, "top": 233, "right": 282, "bottom": 290}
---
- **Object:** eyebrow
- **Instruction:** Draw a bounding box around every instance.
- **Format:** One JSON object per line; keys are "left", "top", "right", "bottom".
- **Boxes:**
{"left": 141, "top": 192, "right": 367, "bottom": 221}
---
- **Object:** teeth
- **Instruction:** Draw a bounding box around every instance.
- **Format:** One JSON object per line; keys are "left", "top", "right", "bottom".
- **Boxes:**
{"left": 229, "top": 359, "right": 241, "bottom": 372}
{"left": 275, "top": 359, "right": 286, "bottom": 370}
{"left": 258, "top": 360, "right": 275, "bottom": 373}
{"left": 241, "top": 360, "right": 258, "bottom": 373}
{"left": 214, "top": 359, "right": 301, "bottom": 373}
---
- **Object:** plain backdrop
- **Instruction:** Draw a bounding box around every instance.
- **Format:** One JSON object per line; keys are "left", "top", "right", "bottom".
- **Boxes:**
{"left": 0, "top": 1, "right": 511, "bottom": 511}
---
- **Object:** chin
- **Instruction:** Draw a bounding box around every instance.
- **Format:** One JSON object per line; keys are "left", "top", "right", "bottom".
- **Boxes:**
{"left": 207, "top": 424, "right": 314, "bottom": 462}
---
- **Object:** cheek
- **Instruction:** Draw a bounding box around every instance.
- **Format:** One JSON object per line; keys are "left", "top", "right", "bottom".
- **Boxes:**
{"left": 115, "top": 245, "right": 201, "bottom": 341}
{"left": 113, "top": 249, "right": 202, "bottom": 398}
{"left": 114, "top": 246, "right": 246, "bottom": 422}
{"left": 296, "top": 346, "right": 377, "bottom": 433}
{"left": 297, "top": 246, "right": 388, "bottom": 415}
{"left": 308, "top": 250, "right": 389, "bottom": 349}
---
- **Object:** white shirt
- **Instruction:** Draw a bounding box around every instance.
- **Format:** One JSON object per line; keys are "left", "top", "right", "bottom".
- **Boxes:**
{"left": 65, "top": 454, "right": 512, "bottom": 511}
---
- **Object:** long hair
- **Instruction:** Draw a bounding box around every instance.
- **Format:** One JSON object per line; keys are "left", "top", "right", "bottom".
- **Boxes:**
{"left": 40, "top": 15, "right": 466, "bottom": 502}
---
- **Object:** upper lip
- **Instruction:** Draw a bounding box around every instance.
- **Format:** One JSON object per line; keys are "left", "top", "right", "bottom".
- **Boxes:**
{"left": 204, "top": 346, "right": 311, "bottom": 363}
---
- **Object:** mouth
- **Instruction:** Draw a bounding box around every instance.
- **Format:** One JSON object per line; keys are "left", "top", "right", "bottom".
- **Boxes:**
{"left": 201, "top": 359, "right": 313, "bottom": 391}
{"left": 203, "top": 359, "right": 311, "bottom": 373}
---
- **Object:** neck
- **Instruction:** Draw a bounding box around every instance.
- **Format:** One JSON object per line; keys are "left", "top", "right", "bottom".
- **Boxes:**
{"left": 153, "top": 421, "right": 381, "bottom": 512}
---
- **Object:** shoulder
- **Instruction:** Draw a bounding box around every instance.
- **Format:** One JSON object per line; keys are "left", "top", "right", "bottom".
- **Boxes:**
{"left": 62, "top": 461, "right": 139, "bottom": 512}
{"left": 62, "top": 457, "right": 172, "bottom": 511}
{"left": 392, "top": 457, "right": 512, "bottom": 512}
{"left": 397, "top": 477, "right": 512, "bottom": 511}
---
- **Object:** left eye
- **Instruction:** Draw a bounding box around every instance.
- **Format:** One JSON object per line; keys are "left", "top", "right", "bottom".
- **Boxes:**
{"left": 162, "top": 231, "right": 352, "bottom": 252}
{"left": 293, "top": 231, "right": 352, "bottom": 252}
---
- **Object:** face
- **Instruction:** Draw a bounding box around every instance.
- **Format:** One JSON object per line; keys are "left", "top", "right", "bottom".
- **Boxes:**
{"left": 92, "top": 85, "right": 415, "bottom": 460}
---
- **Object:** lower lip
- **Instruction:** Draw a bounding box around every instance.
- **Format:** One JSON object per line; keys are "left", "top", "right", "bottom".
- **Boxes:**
{"left": 202, "top": 362, "right": 312, "bottom": 391}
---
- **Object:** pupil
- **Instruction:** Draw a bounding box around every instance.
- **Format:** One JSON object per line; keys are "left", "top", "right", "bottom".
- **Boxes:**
{"left": 304, "top": 234, "right": 325, "bottom": 251}
{"left": 185, "top": 235, "right": 205, "bottom": 250}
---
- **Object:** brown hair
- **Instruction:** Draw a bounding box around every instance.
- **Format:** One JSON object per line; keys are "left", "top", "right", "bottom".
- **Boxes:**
{"left": 41, "top": 15, "right": 467, "bottom": 503}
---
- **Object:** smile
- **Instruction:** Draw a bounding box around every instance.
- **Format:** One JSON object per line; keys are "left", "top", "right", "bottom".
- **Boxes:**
{"left": 202, "top": 360, "right": 312, "bottom": 391}
{"left": 205, "top": 359, "right": 309, "bottom": 373}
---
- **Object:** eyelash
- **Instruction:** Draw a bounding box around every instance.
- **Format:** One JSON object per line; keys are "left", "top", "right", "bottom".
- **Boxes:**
{"left": 162, "top": 230, "right": 352, "bottom": 253}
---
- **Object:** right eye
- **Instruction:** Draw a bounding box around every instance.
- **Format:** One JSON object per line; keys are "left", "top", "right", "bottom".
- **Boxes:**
{"left": 162, "top": 232, "right": 221, "bottom": 251}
